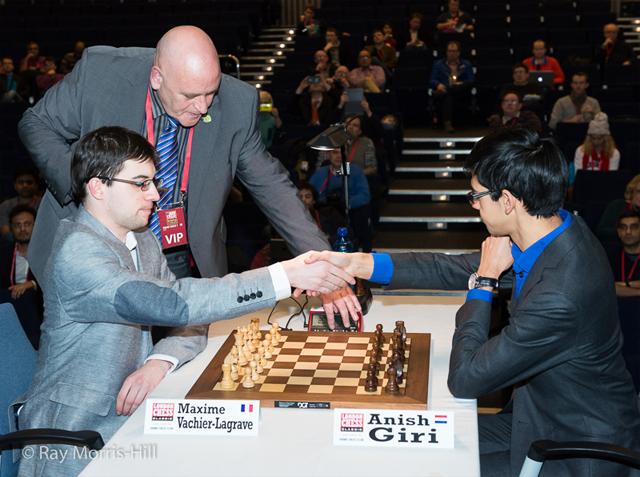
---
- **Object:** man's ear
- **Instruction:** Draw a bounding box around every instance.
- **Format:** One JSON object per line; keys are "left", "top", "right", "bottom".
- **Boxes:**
{"left": 501, "top": 189, "right": 519, "bottom": 215}
{"left": 149, "top": 65, "right": 162, "bottom": 90}
{"left": 86, "top": 177, "right": 106, "bottom": 200}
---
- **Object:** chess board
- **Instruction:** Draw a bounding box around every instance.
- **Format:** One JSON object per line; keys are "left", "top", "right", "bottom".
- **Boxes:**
{"left": 187, "top": 330, "right": 431, "bottom": 409}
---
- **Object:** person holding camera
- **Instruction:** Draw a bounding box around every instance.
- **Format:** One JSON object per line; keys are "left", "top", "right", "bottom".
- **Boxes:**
{"left": 257, "top": 90, "right": 282, "bottom": 149}
{"left": 348, "top": 50, "right": 385, "bottom": 93}
{"left": 295, "top": 73, "right": 338, "bottom": 127}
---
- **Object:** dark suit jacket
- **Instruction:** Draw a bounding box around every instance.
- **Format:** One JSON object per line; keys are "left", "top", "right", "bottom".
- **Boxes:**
{"left": 388, "top": 215, "right": 640, "bottom": 476}
{"left": 18, "top": 46, "right": 329, "bottom": 280}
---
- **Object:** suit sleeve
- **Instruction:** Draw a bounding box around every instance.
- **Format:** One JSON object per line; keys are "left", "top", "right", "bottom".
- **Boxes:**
{"left": 448, "top": 284, "right": 578, "bottom": 399}
{"left": 235, "top": 88, "right": 330, "bottom": 254}
{"left": 17, "top": 49, "right": 89, "bottom": 206}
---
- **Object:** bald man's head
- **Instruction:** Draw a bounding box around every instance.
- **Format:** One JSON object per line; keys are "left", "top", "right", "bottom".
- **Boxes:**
{"left": 150, "top": 26, "right": 221, "bottom": 127}
{"left": 603, "top": 23, "right": 619, "bottom": 42}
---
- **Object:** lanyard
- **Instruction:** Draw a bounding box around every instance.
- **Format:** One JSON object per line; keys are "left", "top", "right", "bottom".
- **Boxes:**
{"left": 320, "top": 168, "right": 333, "bottom": 194}
{"left": 347, "top": 139, "right": 360, "bottom": 163}
{"left": 145, "top": 91, "right": 195, "bottom": 194}
{"left": 621, "top": 250, "right": 640, "bottom": 283}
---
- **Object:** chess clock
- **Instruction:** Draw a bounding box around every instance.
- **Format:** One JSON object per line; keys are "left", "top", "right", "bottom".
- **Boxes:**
{"left": 307, "top": 309, "right": 363, "bottom": 332}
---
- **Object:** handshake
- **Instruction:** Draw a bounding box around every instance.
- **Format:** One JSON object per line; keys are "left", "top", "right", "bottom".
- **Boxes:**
{"left": 279, "top": 251, "right": 375, "bottom": 328}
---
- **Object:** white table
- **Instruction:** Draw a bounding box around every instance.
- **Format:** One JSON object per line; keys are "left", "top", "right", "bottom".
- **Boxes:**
{"left": 81, "top": 293, "right": 480, "bottom": 477}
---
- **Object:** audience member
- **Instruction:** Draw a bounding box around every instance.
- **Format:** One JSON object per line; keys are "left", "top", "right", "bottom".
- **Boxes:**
{"left": 436, "top": 0, "right": 474, "bottom": 34}
{"left": 487, "top": 91, "right": 542, "bottom": 133}
{"left": 549, "top": 72, "right": 600, "bottom": 129}
{"left": 297, "top": 182, "right": 345, "bottom": 244}
{"left": 295, "top": 74, "right": 337, "bottom": 126}
{"left": 1, "top": 56, "right": 21, "bottom": 103}
{"left": 573, "top": 113, "right": 620, "bottom": 184}
{"left": 297, "top": 5, "right": 321, "bottom": 37}
{"left": 35, "top": 56, "right": 63, "bottom": 95}
{"left": 366, "top": 29, "right": 397, "bottom": 70}
{"left": 0, "top": 205, "right": 42, "bottom": 349}
{"left": 349, "top": 50, "right": 386, "bottom": 93}
{"left": 606, "top": 210, "right": 640, "bottom": 297}
{"left": 522, "top": 39, "right": 565, "bottom": 86}
{"left": 430, "top": 40, "right": 475, "bottom": 132}
{"left": 382, "top": 23, "right": 397, "bottom": 49}
{"left": 257, "top": 90, "right": 282, "bottom": 149}
{"left": 0, "top": 167, "right": 42, "bottom": 237}
{"left": 596, "top": 23, "right": 634, "bottom": 67}
{"left": 400, "top": 13, "right": 428, "bottom": 50}
{"left": 310, "top": 148, "right": 372, "bottom": 251}
{"left": 327, "top": 65, "right": 351, "bottom": 102}
{"left": 499, "top": 63, "right": 544, "bottom": 113}
{"left": 345, "top": 115, "right": 378, "bottom": 176}
{"left": 60, "top": 41, "right": 86, "bottom": 75}
{"left": 19, "top": 41, "right": 45, "bottom": 73}
{"left": 323, "top": 27, "right": 354, "bottom": 69}
{"left": 312, "top": 49, "right": 334, "bottom": 78}
{"left": 597, "top": 174, "right": 640, "bottom": 247}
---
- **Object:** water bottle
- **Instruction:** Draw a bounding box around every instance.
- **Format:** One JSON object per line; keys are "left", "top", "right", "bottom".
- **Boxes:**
{"left": 333, "top": 227, "right": 353, "bottom": 253}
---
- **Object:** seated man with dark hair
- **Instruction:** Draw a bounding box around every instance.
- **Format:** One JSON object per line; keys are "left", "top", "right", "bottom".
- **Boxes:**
{"left": 607, "top": 209, "right": 640, "bottom": 297}
{"left": 365, "top": 29, "right": 397, "bottom": 71}
{"left": 499, "top": 63, "right": 544, "bottom": 114}
{"left": 309, "top": 128, "right": 640, "bottom": 476}
{"left": 0, "top": 166, "right": 41, "bottom": 237}
{"left": 487, "top": 90, "right": 542, "bottom": 133}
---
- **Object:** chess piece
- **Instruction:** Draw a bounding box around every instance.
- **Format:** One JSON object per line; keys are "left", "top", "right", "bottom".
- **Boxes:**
{"left": 220, "top": 363, "right": 235, "bottom": 390}
{"left": 365, "top": 367, "right": 378, "bottom": 392}
{"left": 242, "top": 367, "right": 255, "bottom": 388}
{"left": 254, "top": 353, "right": 264, "bottom": 373}
{"left": 392, "top": 350, "right": 404, "bottom": 384}
{"left": 262, "top": 339, "right": 272, "bottom": 359}
{"left": 385, "top": 367, "right": 399, "bottom": 394}
{"left": 237, "top": 346, "right": 248, "bottom": 367}
{"left": 230, "top": 364, "right": 239, "bottom": 381}
{"left": 250, "top": 360, "right": 259, "bottom": 381}
{"left": 375, "top": 323, "right": 383, "bottom": 335}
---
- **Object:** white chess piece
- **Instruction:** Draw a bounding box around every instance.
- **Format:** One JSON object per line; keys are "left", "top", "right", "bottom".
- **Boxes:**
{"left": 253, "top": 353, "right": 264, "bottom": 374}
{"left": 231, "top": 364, "right": 239, "bottom": 381}
{"left": 220, "top": 363, "right": 235, "bottom": 390}
{"left": 250, "top": 360, "right": 259, "bottom": 381}
{"left": 242, "top": 367, "right": 255, "bottom": 388}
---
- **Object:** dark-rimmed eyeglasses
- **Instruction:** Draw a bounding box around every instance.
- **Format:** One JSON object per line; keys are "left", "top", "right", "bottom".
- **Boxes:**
{"left": 466, "top": 189, "right": 494, "bottom": 204}
{"left": 96, "top": 176, "right": 162, "bottom": 191}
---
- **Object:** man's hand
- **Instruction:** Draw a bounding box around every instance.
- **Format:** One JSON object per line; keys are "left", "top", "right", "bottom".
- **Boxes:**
{"left": 116, "top": 359, "right": 172, "bottom": 416}
{"left": 303, "top": 250, "right": 374, "bottom": 279}
{"left": 282, "top": 251, "right": 355, "bottom": 295}
{"left": 9, "top": 281, "right": 34, "bottom": 300}
{"left": 436, "top": 83, "right": 447, "bottom": 93}
{"left": 321, "top": 287, "right": 361, "bottom": 329}
{"left": 477, "top": 236, "right": 513, "bottom": 279}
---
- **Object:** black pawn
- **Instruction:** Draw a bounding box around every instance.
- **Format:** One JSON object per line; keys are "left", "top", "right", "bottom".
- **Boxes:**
{"left": 365, "top": 366, "right": 378, "bottom": 392}
{"left": 385, "top": 367, "right": 399, "bottom": 394}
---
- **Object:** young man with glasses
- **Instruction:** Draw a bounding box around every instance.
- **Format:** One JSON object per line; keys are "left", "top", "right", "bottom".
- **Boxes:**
{"left": 306, "top": 128, "right": 640, "bottom": 476}
{"left": 16, "top": 126, "right": 357, "bottom": 477}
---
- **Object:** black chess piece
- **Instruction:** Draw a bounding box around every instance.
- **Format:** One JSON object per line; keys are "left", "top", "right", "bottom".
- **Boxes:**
{"left": 392, "top": 350, "right": 404, "bottom": 384}
{"left": 385, "top": 367, "right": 399, "bottom": 394}
{"left": 365, "top": 363, "right": 379, "bottom": 392}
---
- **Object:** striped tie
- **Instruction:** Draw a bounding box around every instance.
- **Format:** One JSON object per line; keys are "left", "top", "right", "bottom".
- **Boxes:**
{"left": 149, "top": 117, "right": 179, "bottom": 241}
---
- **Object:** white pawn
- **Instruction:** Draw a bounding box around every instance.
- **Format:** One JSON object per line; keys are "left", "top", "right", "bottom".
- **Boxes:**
{"left": 262, "top": 339, "right": 272, "bottom": 359}
{"left": 220, "top": 363, "right": 235, "bottom": 390}
{"left": 250, "top": 360, "right": 259, "bottom": 381}
{"left": 242, "top": 367, "right": 255, "bottom": 388}
{"left": 253, "top": 353, "right": 264, "bottom": 374}
{"left": 231, "top": 364, "right": 239, "bottom": 381}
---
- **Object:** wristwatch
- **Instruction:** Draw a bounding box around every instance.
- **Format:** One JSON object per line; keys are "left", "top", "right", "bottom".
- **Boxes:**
{"left": 468, "top": 272, "right": 499, "bottom": 290}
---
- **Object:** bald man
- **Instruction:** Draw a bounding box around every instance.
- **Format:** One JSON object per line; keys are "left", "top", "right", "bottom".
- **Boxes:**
{"left": 597, "top": 23, "right": 634, "bottom": 67}
{"left": 18, "top": 26, "right": 331, "bottom": 284}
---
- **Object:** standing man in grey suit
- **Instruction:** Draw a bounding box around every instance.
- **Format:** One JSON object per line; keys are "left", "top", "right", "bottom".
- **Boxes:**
{"left": 16, "top": 126, "right": 353, "bottom": 477}
{"left": 18, "top": 25, "right": 358, "bottom": 320}
{"left": 307, "top": 129, "right": 640, "bottom": 476}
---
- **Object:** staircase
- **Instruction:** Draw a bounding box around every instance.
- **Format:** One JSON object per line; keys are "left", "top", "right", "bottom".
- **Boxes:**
{"left": 374, "top": 134, "right": 488, "bottom": 254}
{"left": 236, "top": 27, "right": 296, "bottom": 88}
{"left": 619, "top": 16, "right": 640, "bottom": 59}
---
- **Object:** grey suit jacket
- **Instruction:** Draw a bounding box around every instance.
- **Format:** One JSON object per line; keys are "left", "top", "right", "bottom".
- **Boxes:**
{"left": 389, "top": 216, "right": 640, "bottom": 476}
{"left": 17, "top": 207, "right": 276, "bottom": 477}
{"left": 18, "top": 46, "right": 329, "bottom": 280}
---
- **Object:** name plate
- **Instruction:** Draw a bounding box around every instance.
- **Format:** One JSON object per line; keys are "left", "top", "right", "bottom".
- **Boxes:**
{"left": 333, "top": 409, "right": 454, "bottom": 448}
{"left": 144, "top": 399, "right": 259, "bottom": 436}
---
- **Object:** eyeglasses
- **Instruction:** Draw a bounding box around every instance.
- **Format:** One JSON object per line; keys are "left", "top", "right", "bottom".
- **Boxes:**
{"left": 96, "top": 176, "right": 162, "bottom": 191}
{"left": 467, "top": 189, "right": 494, "bottom": 203}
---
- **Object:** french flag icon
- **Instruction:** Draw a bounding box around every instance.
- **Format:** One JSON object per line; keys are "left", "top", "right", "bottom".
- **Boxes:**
{"left": 241, "top": 404, "right": 254, "bottom": 413}
{"left": 434, "top": 414, "right": 448, "bottom": 424}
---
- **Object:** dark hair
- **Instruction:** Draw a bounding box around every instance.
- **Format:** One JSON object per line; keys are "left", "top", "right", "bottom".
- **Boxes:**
{"left": 298, "top": 181, "right": 319, "bottom": 203}
{"left": 13, "top": 166, "right": 38, "bottom": 182}
{"left": 409, "top": 12, "right": 423, "bottom": 21}
{"left": 617, "top": 209, "right": 640, "bottom": 227}
{"left": 447, "top": 40, "right": 461, "bottom": 51}
{"left": 326, "top": 27, "right": 338, "bottom": 35}
{"left": 9, "top": 204, "right": 36, "bottom": 223}
{"left": 572, "top": 71, "right": 589, "bottom": 82}
{"left": 372, "top": 28, "right": 383, "bottom": 35}
{"left": 500, "top": 89, "right": 522, "bottom": 102}
{"left": 465, "top": 129, "right": 567, "bottom": 218}
{"left": 71, "top": 126, "right": 157, "bottom": 204}
{"left": 512, "top": 62, "right": 529, "bottom": 73}
{"left": 533, "top": 39, "right": 547, "bottom": 48}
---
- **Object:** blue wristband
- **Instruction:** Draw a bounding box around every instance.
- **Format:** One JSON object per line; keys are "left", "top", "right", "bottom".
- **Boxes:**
{"left": 466, "top": 289, "right": 493, "bottom": 303}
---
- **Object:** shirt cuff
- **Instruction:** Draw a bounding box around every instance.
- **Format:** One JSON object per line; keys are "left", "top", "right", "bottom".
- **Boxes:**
{"left": 466, "top": 289, "right": 494, "bottom": 303}
{"left": 268, "top": 262, "right": 291, "bottom": 301}
{"left": 369, "top": 253, "right": 394, "bottom": 284}
{"left": 145, "top": 354, "right": 179, "bottom": 374}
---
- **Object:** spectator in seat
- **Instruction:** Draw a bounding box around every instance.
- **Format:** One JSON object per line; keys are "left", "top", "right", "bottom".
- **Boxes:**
{"left": 522, "top": 39, "right": 565, "bottom": 87}
{"left": 297, "top": 5, "right": 321, "bottom": 37}
{"left": 0, "top": 56, "right": 21, "bottom": 103}
{"left": 571, "top": 112, "right": 620, "bottom": 184}
{"left": 0, "top": 204, "right": 42, "bottom": 349}
{"left": 257, "top": 90, "right": 282, "bottom": 149}
{"left": 548, "top": 72, "right": 600, "bottom": 130}
{"left": 606, "top": 210, "right": 640, "bottom": 297}
{"left": 487, "top": 91, "right": 542, "bottom": 134}
{"left": 312, "top": 49, "right": 335, "bottom": 79}
{"left": 19, "top": 41, "right": 45, "bottom": 73}
{"left": 400, "top": 13, "right": 428, "bottom": 50}
{"left": 328, "top": 65, "right": 350, "bottom": 102}
{"left": 430, "top": 40, "right": 475, "bottom": 133}
{"left": 0, "top": 167, "right": 42, "bottom": 238}
{"left": 349, "top": 50, "right": 386, "bottom": 93}
{"left": 596, "top": 23, "right": 634, "bottom": 67}
{"left": 597, "top": 175, "right": 640, "bottom": 248}
{"left": 35, "top": 56, "right": 63, "bottom": 95}
{"left": 366, "top": 29, "right": 397, "bottom": 71}
{"left": 499, "top": 63, "right": 544, "bottom": 113}
{"left": 344, "top": 115, "right": 378, "bottom": 177}
{"left": 60, "top": 41, "right": 86, "bottom": 74}
{"left": 323, "top": 27, "right": 354, "bottom": 69}
{"left": 295, "top": 74, "right": 337, "bottom": 127}
{"left": 310, "top": 148, "right": 372, "bottom": 252}
{"left": 382, "top": 23, "right": 397, "bottom": 49}
{"left": 298, "top": 182, "right": 345, "bottom": 244}
{"left": 436, "top": 0, "right": 474, "bottom": 34}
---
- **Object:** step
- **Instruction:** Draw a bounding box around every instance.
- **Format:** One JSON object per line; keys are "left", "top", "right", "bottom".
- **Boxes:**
{"left": 239, "top": 72, "right": 274, "bottom": 79}
{"left": 379, "top": 202, "right": 481, "bottom": 224}
{"left": 253, "top": 41, "right": 295, "bottom": 46}
{"left": 248, "top": 48, "right": 295, "bottom": 53}
{"left": 404, "top": 136, "right": 482, "bottom": 144}
{"left": 260, "top": 34, "right": 295, "bottom": 40}
{"left": 373, "top": 230, "right": 486, "bottom": 253}
{"left": 402, "top": 149, "right": 472, "bottom": 157}
{"left": 245, "top": 80, "right": 272, "bottom": 87}
{"left": 388, "top": 178, "right": 470, "bottom": 196}
{"left": 241, "top": 56, "right": 287, "bottom": 61}
{"left": 395, "top": 161, "right": 465, "bottom": 174}
{"left": 262, "top": 27, "right": 295, "bottom": 33}
{"left": 241, "top": 63, "right": 285, "bottom": 69}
